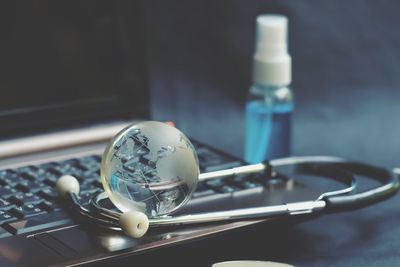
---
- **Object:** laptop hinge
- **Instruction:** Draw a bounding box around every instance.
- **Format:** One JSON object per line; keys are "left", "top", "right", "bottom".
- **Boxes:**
{"left": 0, "top": 121, "right": 136, "bottom": 159}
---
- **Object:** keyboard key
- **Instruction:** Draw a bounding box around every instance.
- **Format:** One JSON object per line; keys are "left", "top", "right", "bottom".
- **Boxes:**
{"left": 36, "top": 188, "right": 58, "bottom": 201}
{"left": 37, "top": 201, "right": 62, "bottom": 212}
{"left": 0, "top": 170, "right": 22, "bottom": 186}
{"left": 0, "top": 227, "right": 12, "bottom": 238}
{"left": 8, "top": 193, "right": 41, "bottom": 206}
{"left": 204, "top": 161, "right": 242, "bottom": 172}
{"left": 87, "top": 171, "right": 100, "bottom": 179}
{"left": 192, "top": 189, "right": 216, "bottom": 198}
{"left": 91, "top": 180, "right": 102, "bottom": 188}
{"left": 74, "top": 163, "right": 88, "bottom": 171}
{"left": 80, "top": 177, "right": 100, "bottom": 191}
{"left": 15, "top": 184, "right": 29, "bottom": 193}
{"left": 218, "top": 185, "right": 240, "bottom": 194}
{"left": 245, "top": 172, "right": 286, "bottom": 189}
{"left": 81, "top": 155, "right": 101, "bottom": 163}
{"left": 16, "top": 165, "right": 38, "bottom": 173}
{"left": 0, "top": 210, "right": 17, "bottom": 224}
{"left": 196, "top": 182, "right": 210, "bottom": 192}
{"left": 56, "top": 165, "right": 75, "bottom": 175}
{"left": 43, "top": 177, "right": 57, "bottom": 187}
{"left": 79, "top": 156, "right": 101, "bottom": 167}
{"left": 8, "top": 207, "right": 25, "bottom": 218}
{"left": 15, "top": 181, "right": 43, "bottom": 193}
{"left": 93, "top": 155, "right": 102, "bottom": 161}
{"left": 0, "top": 169, "right": 18, "bottom": 178}
{"left": 59, "top": 158, "right": 79, "bottom": 166}
{"left": 36, "top": 162, "right": 59, "bottom": 171}
{"left": 196, "top": 147, "right": 220, "bottom": 160}
{"left": 197, "top": 148, "right": 226, "bottom": 169}
{"left": 205, "top": 179, "right": 241, "bottom": 193}
{"left": 47, "top": 167, "right": 63, "bottom": 177}
{"left": 228, "top": 175, "right": 264, "bottom": 189}
{"left": 0, "top": 186, "right": 17, "bottom": 198}
{"left": 7, "top": 196, "right": 23, "bottom": 206}
{"left": 205, "top": 179, "right": 224, "bottom": 189}
{"left": 2, "top": 212, "right": 72, "bottom": 235}
{"left": 0, "top": 198, "right": 12, "bottom": 209}
{"left": 18, "top": 167, "right": 39, "bottom": 179}
{"left": 59, "top": 158, "right": 87, "bottom": 171}
{"left": 8, "top": 204, "right": 46, "bottom": 219}
{"left": 242, "top": 181, "right": 263, "bottom": 189}
{"left": 20, "top": 172, "right": 36, "bottom": 181}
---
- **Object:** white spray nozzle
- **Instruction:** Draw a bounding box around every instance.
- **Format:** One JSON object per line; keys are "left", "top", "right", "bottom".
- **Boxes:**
{"left": 253, "top": 14, "right": 291, "bottom": 86}
{"left": 255, "top": 15, "right": 288, "bottom": 58}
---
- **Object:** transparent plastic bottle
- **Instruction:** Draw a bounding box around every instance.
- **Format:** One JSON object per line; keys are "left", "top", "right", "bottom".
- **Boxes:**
{"left": 244, "top": 14, "right": 293, "bottom": 164}
{"left": 245, "top": 84, "right": 293, "bottom": 163}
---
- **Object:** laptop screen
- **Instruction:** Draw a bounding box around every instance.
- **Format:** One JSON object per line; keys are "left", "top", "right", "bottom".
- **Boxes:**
{"left": 0, "top": 1, "right": 149, "bottom": 138}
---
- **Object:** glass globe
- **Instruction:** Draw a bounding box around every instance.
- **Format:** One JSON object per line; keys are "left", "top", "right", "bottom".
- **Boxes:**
{"left": 101, "top": 121, "right": 199, "bottom": 217}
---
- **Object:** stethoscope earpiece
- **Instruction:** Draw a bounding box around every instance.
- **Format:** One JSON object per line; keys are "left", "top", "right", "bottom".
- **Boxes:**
{"left": 119, "top": 210, "right": 149, "bottom": 238}
{"left": 56, "top": 175, "right": 80, "bottom": 199}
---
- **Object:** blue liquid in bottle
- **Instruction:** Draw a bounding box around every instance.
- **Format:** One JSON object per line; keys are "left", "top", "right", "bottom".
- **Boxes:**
{"left": 245, "top": 100, "right": 293, "bottom": 164}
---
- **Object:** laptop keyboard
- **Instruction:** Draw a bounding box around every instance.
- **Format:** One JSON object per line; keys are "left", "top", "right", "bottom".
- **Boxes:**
{"left": 0, "top": 141, "right": 271, "bottom": 238}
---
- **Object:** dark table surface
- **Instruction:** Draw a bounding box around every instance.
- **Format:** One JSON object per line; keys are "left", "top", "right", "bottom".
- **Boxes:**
{"left": 145, "top": 1, "right": 400, "bottom": 266}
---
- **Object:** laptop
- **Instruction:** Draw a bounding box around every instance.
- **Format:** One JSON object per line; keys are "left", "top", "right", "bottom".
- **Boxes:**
{"left": 0, "top": 1, "right": 320, "bottom": 266}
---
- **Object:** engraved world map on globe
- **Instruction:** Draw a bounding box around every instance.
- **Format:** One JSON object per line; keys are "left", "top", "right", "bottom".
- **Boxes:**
{"left": 101, "top": 121, "right": 199, "bottom": 217}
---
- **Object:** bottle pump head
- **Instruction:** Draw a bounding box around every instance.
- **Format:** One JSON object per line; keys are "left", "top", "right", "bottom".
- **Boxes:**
{"left": 253, "top": 14, "right": 291, "bottom": 87}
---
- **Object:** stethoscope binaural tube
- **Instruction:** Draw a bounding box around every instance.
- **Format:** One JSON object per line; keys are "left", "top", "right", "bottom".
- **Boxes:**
{"left": 270, "top": 156, "right": 400, "bottom": 212}
{"left": 90, "top": 157, "right": 358, "bottom": 227}
{"left": 56, "top": 156, "right": 400, "bottom": 238}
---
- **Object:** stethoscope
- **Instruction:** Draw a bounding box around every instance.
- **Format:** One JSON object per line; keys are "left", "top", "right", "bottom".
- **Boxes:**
{"left": 55, "top": 122, "right": 400, "bottom": 239}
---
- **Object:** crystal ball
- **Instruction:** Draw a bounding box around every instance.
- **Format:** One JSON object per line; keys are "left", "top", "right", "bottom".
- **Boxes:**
{"left": 101, "top": 121, "right": 199, "bottom": 217}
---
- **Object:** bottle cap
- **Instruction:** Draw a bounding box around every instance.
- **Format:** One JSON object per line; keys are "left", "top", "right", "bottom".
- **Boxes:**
{"left": 253, "top": 15, "right": 291, "bottom": 86}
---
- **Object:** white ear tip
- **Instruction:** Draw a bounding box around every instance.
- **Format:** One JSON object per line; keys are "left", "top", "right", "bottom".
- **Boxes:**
{"left": 56, "top": 175, "right": 80, "bottom": 199}
{"left": 119, "top": 211, "right": 149, "bottom": 238}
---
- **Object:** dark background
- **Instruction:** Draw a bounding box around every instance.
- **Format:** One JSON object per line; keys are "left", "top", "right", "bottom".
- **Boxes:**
{"left": 145, "top": 1, "right": 400, "bottom": 266}
{"left": 148, "top": 0, "right": 400, "bottom": 170}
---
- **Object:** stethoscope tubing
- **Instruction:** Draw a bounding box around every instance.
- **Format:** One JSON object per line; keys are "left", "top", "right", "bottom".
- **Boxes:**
{"left": 61, "top": 156, "right": 399, "bottom": 231}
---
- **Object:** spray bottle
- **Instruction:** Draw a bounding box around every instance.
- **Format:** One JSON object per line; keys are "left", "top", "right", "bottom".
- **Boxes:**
{"left": 244, "top": 15, "right": 293, "bottom": 164}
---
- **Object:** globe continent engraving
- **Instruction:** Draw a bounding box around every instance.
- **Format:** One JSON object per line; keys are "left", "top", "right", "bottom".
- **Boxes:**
{"left": 101, "top": 121, "right": 199, "bottom": 217}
